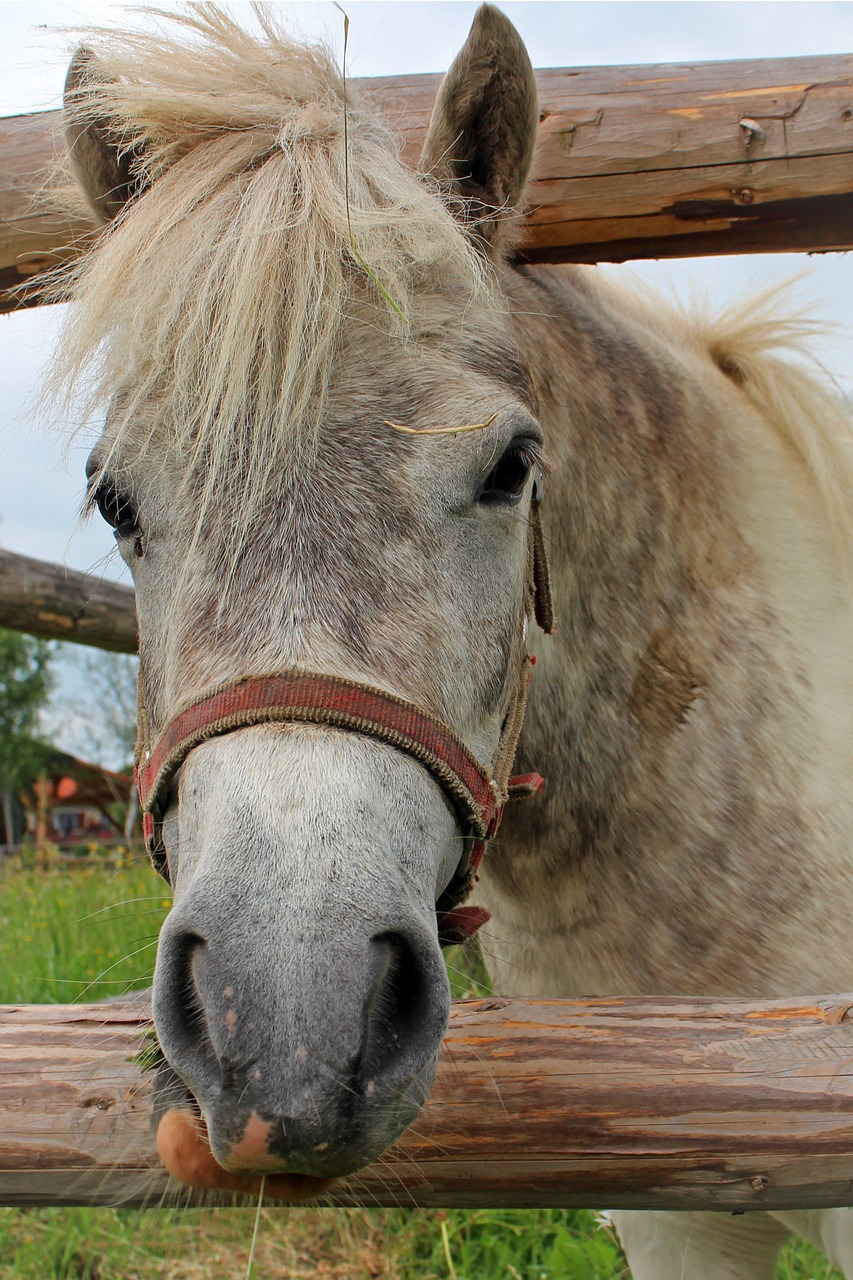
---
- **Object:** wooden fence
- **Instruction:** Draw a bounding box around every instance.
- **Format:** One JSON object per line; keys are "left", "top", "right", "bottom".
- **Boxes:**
{"left": 2, "top": 50, "right": 853, "bottom": 1209}
{"left": 4, "top": 993, "right": 853, "bottom": 1210}
{"left": 0, "top": 549, "right": 136, "bottom": 653}
{"left": 3, "top": 52, "right": 853, "bottom": 311}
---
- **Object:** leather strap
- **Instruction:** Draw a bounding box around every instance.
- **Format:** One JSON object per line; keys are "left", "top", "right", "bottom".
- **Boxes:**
{"left": 136, "top": 669, "right": 506, "bottom": 842}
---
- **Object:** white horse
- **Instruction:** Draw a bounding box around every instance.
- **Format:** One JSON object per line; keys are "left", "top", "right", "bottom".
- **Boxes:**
{"left": 53, "top": 6, "right": 852, "bottom": 1275}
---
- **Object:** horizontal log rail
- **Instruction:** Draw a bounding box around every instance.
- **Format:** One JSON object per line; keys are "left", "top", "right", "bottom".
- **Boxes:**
{"left": 0, "top": 548, "right": 136, "bottom": 651}
{"left": 2, "top": 51, "right": 853, "bottom": 311}
{"left": 3, "top": 993, "right": 853, "bottom": 1209}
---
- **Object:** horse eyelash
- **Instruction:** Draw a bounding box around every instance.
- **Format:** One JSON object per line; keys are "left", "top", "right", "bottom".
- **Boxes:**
{"left": 490, "top": 439, "right": 549, "bottom": 488}
{"left": 512, "top": 440, "right": 547, "bottom": 474}
{"left": 82, "top": 476, "right": 116, "bottom": 521}
{"left": 81, "top": 482, "right": 99, "bottom": 521}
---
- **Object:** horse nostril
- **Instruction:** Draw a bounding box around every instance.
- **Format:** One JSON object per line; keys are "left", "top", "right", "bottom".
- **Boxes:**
{"left": 154, "top": 927, "right": 221, "bottom": 1092}
{"left": 177, "top": 932, "right": 209, "bottom": 1030}
{"left": 358, "top": 932, "right": 431, "bottom": 1086}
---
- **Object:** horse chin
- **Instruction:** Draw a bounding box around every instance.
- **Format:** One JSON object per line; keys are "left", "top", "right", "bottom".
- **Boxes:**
{"left": 155, "top": 1106, "right": 337, "bottom": 1202}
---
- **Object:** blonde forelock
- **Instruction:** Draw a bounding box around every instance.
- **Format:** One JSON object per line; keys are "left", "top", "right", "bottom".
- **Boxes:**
{"left": 44, "top": 3, "right": 490, "bottom": 556}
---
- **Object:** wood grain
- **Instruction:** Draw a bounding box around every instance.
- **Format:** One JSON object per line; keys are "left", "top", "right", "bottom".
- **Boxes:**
{"left": 0, "top": 548, "right": 137, "bottom": 652}
{"left": 3, "top": 993, "right": 853, "bottom": 1209}
{"left": 0, "top": 109, "right": 94, "bottom": 312}
{"left": 3, "top": 51, "right": 853, "bottom": 312}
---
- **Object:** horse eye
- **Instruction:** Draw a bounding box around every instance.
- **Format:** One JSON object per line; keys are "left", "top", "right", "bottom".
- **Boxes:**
{"left": 91, "top": 480, "right": 140, "bottom": 542}
{"left": 479, "top": 443, "right": 539, "bottom": 506}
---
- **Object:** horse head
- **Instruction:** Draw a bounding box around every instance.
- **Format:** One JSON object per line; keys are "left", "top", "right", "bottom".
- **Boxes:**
{"left": 61, "top": 5, "right": 547, "bottom": 1194}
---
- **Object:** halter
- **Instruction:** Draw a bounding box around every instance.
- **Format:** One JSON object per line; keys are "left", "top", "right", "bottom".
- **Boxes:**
{"left": 135, "top": 490, "right": 554, "bottom": 946}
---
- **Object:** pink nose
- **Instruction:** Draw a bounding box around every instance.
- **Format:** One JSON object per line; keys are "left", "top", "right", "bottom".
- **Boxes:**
{"left": 156, "top": 1106, "right": 334, "bottom": 1199}
{"left": 222, "top": 1112, "right": 284, "bottom": 1172}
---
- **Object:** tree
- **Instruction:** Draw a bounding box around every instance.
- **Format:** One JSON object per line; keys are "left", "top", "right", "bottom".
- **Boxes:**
{"left": 70, "top": 649, "right": 138, "bottom": 770}
{"left": 45, "top": 647, "right": 139, "bottom": 838}
{"left": 78, "top": 649, "right": 139, "bottom": 838}
{"left": 0, "top": 630, "right": 54, "bottom": 845}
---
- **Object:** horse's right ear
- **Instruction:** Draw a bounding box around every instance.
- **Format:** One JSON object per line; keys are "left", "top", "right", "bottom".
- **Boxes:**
{"left": 64, "top": 47, "right": 143, "bottom": 223}
{"left": 419, "top": 4, "right": 538, "bottom": 255}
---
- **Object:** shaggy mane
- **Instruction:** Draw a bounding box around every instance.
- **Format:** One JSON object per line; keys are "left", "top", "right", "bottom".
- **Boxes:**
{"left": 596, "top": 270, "right": 853, "bottom": 547}
{"left": 687, "top": 285, "right": 853, "bottom": 546}
{"left": 44, "top": 3, "right": 487, "bottom": 538}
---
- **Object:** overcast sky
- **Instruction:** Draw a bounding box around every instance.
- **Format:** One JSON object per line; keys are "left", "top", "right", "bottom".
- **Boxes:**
{"left": 2, "top": 1, "right": 853, "bottom": 756}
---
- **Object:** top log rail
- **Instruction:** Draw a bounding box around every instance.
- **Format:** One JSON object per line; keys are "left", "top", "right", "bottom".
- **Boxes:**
{"left": 3, "top": 51, "right": 853, "bottom": 312}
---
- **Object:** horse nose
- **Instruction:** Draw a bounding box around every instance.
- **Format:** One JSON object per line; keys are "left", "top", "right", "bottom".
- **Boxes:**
{"left": 204, "top": 929, "right": 441, "bottom": 1174}
{"left": 152, "top": 907, "right": 449, "bottom": 1170}
{"left": 153, "top": 919, "right": 443, "bottom": 1097}
{"left": 151, "top": 905, "right": 450, "bottom": 1178}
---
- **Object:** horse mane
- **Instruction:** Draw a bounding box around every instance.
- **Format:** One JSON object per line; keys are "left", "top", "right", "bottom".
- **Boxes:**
{"left": 685, "top": 286, "right": 853, "bottom": 546}
{"left": 44, "top": 3, "right": 487, "bottom": 536}
{"left": 595, "top": 271, "right": 853, "bottom": 548}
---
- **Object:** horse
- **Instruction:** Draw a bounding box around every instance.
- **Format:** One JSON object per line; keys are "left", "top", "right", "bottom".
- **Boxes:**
{"left": 51, "top": 5, "right": 853, "bottom": 1276}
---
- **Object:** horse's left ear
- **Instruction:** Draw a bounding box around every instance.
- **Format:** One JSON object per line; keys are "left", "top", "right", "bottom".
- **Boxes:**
{"left": 64, "top": 47, "right": 145, "bottom": 224}
{"left": 420, "top": 4, "right": 538, "bottom": 254}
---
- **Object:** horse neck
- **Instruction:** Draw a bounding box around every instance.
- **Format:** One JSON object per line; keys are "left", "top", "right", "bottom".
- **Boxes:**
{"left": 484, "top": 263, "right": 853, "bottom": 997}
{"left": 504, "top": 264, "right": 713, "bottom": 823}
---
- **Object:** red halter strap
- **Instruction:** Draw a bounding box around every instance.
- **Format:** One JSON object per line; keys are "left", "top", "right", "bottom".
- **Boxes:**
{"left": 135, "top": 666, "right": 540, "bottom": 941}
{"left": 137, "top": 670, "right": 506, "bottom": 843}
{"left": 135, "top": 492, "right": 555, "bottom": 946}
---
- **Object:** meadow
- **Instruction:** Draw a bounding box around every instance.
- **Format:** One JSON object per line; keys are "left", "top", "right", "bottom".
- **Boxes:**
{"left": 0, "top": 858, "right": 841, "bottom": 1279}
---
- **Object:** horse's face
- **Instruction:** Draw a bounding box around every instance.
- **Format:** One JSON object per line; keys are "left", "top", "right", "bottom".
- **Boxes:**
{"left": 70, "top": 5, "right": 539, "bottom": 1192}
{"left": 89, "top": 326, "right": 541, "bottom": 1187}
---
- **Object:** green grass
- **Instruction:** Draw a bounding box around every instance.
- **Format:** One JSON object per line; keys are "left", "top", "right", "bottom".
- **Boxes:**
{"left": 0, "top": 862, "right": 844, "bottom": 1279}
{"left": 0, "top": 1206, "right": 629, "bottom": 1280}
{"left": 0, "top": 854, "right": 169, "bottom": 1004}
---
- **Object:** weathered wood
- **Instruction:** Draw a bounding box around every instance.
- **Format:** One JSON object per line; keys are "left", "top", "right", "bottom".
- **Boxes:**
{"left": 3, "top": 993, "right": 853, "bottom": 1210}
{"left": 0, "top": 548, "right": 136, "bottom": 652}
{"left": 2, "top": 50, "right": 853, "bottom": 312}
{"left": 0, "top": 109, "right": 95, "bottom": 312}
{"left": 367, "top": 53, "right": 853, "bottom": 263}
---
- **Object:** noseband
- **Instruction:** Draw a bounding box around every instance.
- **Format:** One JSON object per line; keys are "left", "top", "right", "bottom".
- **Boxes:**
{"left": 135, "top": 491, "right": 554, "bottom": 946}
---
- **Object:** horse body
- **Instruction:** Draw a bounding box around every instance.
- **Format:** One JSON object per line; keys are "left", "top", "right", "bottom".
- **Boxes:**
{"left": 485, "top": 262, "right": 853, "bottom": 1003}
{"left": 486, "top": 262, "right": 853, "bottom": 1274}
{"left": 52, "top": 4, "right": 852, "bottom": 1274}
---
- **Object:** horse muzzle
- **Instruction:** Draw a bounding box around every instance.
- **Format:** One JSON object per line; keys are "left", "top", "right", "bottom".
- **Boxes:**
{"left": 152, "top": 913, "right": 448, "bottom": 1183}
{"left": 148, "top": 726, "right": 454, "bottom": 1187}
